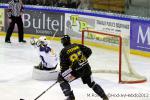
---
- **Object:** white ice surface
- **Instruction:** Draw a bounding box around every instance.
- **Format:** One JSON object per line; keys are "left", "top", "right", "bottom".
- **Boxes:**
{"left": 0, "top": 36, "right": 150, "bottom": 100}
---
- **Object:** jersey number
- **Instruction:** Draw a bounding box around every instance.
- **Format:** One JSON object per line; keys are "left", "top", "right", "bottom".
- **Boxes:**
{"left": 69, "top": 51, "right": 86, "bottom": 63}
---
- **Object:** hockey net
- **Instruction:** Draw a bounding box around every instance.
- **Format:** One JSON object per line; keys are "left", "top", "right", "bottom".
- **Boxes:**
{"left": 82, "top": 30, "right": 147, "bottom": 83}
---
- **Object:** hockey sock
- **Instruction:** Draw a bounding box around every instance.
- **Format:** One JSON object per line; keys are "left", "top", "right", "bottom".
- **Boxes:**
{"left": 60, "top": 81, "right": 72, "bottom": 96}
{"left": 92, "top": 83, "right": 107, "bottom": 98}
{"left": 87, "top": 81, "right": 107, "bottom": 98}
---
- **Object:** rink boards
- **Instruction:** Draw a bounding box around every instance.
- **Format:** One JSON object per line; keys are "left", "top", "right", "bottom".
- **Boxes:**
{"left": 0, "top": 4, "right": 150, "bottom": 57}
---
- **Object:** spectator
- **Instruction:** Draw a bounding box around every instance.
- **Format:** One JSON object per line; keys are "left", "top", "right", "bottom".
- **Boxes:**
{"left": 0, "top": 0, "right": 10, "bottom": 3}
{"left": 78, "top": 0, "right": 90, "bottom": 10}
{"left": 55, "top": 0, "right": 67, "bottom": 7}
{"left": 62, "top": 0, "right": 80, "bottom": 8}
{"left": 43, "top": 0, "right": 54, "bottom": 6}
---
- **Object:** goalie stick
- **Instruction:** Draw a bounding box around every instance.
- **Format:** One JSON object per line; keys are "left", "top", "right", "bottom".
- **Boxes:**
{"left": 49, "top": 30, "right": 57, "bottom": 43}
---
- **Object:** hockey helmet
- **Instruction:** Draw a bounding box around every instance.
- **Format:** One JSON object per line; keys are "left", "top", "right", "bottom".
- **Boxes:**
{"left": 61, "top": 35, "right": 71, "bottom": 47}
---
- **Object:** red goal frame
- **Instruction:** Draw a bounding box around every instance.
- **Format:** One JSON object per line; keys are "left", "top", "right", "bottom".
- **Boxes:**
{"left": 82, "top": 30, "right": 146, "bottom": 84}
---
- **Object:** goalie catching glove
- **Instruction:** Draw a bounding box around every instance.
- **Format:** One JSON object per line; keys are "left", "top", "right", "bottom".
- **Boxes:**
{"left": 30, "top": 37, "right": 38, "bottom": 45}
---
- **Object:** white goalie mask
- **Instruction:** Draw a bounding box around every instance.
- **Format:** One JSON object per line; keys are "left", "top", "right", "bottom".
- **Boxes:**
{"left": 39, "top": 36, "right": 46, "bottom": 41}
{"left": 38, "top": 36, "right": 48, "bottom": 46}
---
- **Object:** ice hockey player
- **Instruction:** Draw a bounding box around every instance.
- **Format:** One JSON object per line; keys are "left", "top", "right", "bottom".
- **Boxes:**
{"left": 30, "top": 36, "right": 58, "bottom": 71}
{"left": 57, "top": 35, "right": 109, "bottom": 100}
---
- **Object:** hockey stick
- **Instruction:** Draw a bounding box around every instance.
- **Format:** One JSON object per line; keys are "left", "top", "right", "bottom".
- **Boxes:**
{"left": 49, "top": 31, "right": 57, "bottom": 42}
{"left": 34, "top": 81, "right": 58, "bottom": 100}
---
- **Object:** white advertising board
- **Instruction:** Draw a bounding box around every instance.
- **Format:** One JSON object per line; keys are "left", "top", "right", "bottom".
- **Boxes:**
{"left": 65, "top": 13, "right": 130, "bottom": 38}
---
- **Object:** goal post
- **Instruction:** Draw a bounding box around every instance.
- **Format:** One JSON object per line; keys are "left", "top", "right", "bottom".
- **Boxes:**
{"left": 82, "top": 30, "right": 147, "bottom": 84}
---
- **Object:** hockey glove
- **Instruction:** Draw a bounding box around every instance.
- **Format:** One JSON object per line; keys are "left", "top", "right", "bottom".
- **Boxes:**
{"left": 30, "top": 37, "right": 38, "bottom": 46}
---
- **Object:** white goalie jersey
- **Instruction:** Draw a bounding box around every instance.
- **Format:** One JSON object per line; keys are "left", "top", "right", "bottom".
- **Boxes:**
{"left": 38, "top": 45, "right": 58, "bottom": 69}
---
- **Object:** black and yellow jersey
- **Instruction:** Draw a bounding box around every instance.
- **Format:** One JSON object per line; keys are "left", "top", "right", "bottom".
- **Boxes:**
{"left": 60, "top": 43, "right": 92, "bottom": 75}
